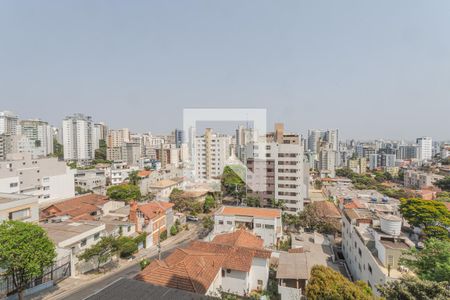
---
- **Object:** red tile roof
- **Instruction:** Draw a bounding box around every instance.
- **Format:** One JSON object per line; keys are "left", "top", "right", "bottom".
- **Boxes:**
{"left": 138, "top": 170, "right": 151, "bottom": 178}
{"left": 219, "top": 206, "right": 281, "bottom": 219}
{"left": 138, "top": 201, "right": 174, "bottom": 220}
{"left": 40, "top": 194, "right": 109, "bottom": 221}
{"left": 136, "top": 230, "right": 271, "bottom": 294}
{"left": 212, "top": 229, "right": 264, "bottom": 249}
{"left": 136, "top": 248, "right": 225, "bottom": 294}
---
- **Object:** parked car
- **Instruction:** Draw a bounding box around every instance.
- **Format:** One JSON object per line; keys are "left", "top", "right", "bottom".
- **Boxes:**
{"left": 186, "top": 215, "right": 199, "bottom": 222}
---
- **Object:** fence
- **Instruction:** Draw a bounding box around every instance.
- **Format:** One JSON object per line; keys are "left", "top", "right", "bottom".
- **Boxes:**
{"left": 0, "top": 255, "right": 71, "bottom": 297}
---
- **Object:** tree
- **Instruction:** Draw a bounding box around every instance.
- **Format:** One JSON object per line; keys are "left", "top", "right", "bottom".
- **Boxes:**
{"left": 127, "top": 170, "right": 141, "bottom": 186}
{"left": 202, "top": 216, "right": 214, "bottom": 232}
{"left": 170, "top": 224, "right": 179, "bottom": 236}
{"left": 297, "top": 203, "right": 340, "bottom": 234}
{"left": 221, "top": 165, "right": 245, "bottom": 198}
{"left": 107, "top": 184, "right": 141, "bottom": 202}
{"left": 399, "top": 198, "right": 450, "bottom": 240}
{"left": 53, "top": 137, "right": 64, "bottom": 160}
{"left": 244, "top": 196, "right": 261, "bottom": 207}
{"left": 79, "top": 236, "right": 118, "bottom": 272}
{"left": 378, "top": 275, "right": 450, "bottom": 300}
{"left": 114, "top": 236, "right": 138, "bottom": 258}
{"left": 0, "top": 221, "right": 57, "bottom": 300}
{"left": 306, "top": 265, "right": 373, "bottom": 300}
{"left": 203, "top": 195, "right": 216, "bottom": 213}
{"left": 435, "top": 176, "right": 450, "bottom": 192}
{"left": 400, "top": 238, "right": 450, "bottom": 282}
{"left": 267, "top": 198, "right": 285, "bottom": 209}
{"left": 95, "top": 139, "right": 107, "bottom": 160}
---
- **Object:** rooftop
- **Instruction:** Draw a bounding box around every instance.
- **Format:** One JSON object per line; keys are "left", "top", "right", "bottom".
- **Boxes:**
{"left": 40, "top": 194, "right": 109, "bottom": 221}
{"left": 136, "top": 231, "right": 270, "bottom": 294}
{"left": 149, "top": 179, "right": 178, "bottom": 188}
{"left": 0, "top": 193, "right": 35, "bottom": 205}
{"left": 313, "top": 201, "right": 341, "bottom": 218}
{"left": 85, "top": 277, "right": 211, "bottom": 300}
{"left": 218, "top": 206, "right": 281, "bottom": 219}
{"left": 276, "top": 252, "right": 309, "bottom": 280}
{"left": 212, "top": 229, "right": 264, "bottom": 249}
{"left": 41, "top": 221, "right": 105, "bottom": 244}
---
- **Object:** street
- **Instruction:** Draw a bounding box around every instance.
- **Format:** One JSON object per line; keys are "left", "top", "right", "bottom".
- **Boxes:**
{"left": 34, "top": 223, "right": 203, "bottom": 300}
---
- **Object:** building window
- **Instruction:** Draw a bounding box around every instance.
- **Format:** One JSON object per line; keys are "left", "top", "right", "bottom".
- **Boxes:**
{"left": 226, "top": 221, "right": 232, "bottom": 225}
{"left": 227, "top": 269, "right": 231, "bottom": 273}
{"left": 9, "top": 182, "right": 18, "bottom": 188}
{"left": 255, "top": 223, "right": 262, "bottom": 228}
{"left": 9, "top": 208, "right": 31, "bottom": 221}
{"left": 218, "top": 220, "right": 224, "bottom": 225}
{"left": 368, "top": 264, "right": 372, "bottom": 274}
{"left": 222, "top": 269, "right": 225, "bottom": 277}
{"left": 264, "top": 224, "right": 274, "bottom": 229}
{"left": 94, "top": 233, "right": 100, "bottom": 240}
{"left": 358, "top": 248, "right": 362, "bottom": 257}
{"left": 81, "top": 239, "right": 87, "bottom": 247}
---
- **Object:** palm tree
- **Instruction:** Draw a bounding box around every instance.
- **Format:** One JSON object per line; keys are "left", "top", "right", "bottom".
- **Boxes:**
{"left": 127, "top": 170, "right": 141, "bottom": 186}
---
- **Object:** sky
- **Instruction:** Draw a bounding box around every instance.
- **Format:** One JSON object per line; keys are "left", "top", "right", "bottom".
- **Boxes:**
{"left": 1, "top": 1, "right": 449, "bottom": 140}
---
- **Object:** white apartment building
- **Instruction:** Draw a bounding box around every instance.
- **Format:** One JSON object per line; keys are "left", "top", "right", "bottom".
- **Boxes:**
{"left": 246, "top": 140, "right": 307, "bottom": 213}
{"left": 416, "top": 137, "right": 432, "bottom": 161}
{"left": 18, "top": 119, "right": 54, "bottom": 157}
{"left": 62, "top": 114, "right": 95, "bottom": 162}
{"left": 194, "top": 128, "right": 232, "bottom": 180}
{"left": 0, "top": 153, "right": 75, "bottom": 204}
{"left": 0, "top": 111, "right": 18, "bottom": 135}
{"left": 342, "top": 208, "right": 414, "bottom": 292}
{"left": 318, "top": 142, "right": 337, "bottom": 178}
{"left": 74, "top": 169, "right": 107, "bottom": 195}
{"left": 214, "top": 206, "right": 282, "bottom": 248}
{"left": 106, "top": 128, "right": 131, "bottom": 161}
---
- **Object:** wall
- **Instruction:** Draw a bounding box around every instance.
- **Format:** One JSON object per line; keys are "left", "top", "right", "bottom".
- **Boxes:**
{"left": 221, "top": 269, "right": 249, "bottom": 296}
{"left": 249, "top": 257, "right": 269, "bottom": 291}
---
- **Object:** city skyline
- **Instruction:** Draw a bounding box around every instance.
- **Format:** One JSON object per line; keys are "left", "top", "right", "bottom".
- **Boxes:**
{"left": 1, "top": 1, "right": 450, "bottom": 140}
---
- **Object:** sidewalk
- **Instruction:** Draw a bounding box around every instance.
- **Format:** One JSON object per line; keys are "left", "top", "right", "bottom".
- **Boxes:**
{"left": 34, "top": 223, "right": 201, "bottom": 300}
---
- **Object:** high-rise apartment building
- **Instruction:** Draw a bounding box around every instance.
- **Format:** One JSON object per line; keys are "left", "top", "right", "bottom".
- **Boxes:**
{"left": 106, "top": 128, "right": 130, "bottom": 161}
{"left": 416, "top": 137, "right": 432, "bottom": 161}
{"left": 246, "top": 124, "right": 307, "bottom": 213}
{"left": 18, "top": 119, "right": 54, "bottom": 157}
{"left": 62, "top": 113, "right": 95, "bottom": 162}
{"left": 318, "top": 142, "right": 337, "bottom": 178}
{"left": 0, "top": 111, "right": 18, "bottom": 135}
{"left": 194, "top": 128, "right": 232, "bottom": 180}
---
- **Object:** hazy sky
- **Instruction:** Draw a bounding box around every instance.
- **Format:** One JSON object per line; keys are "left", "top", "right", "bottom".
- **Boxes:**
{"left": 1, "top": 1, "right": 449, "bottom": 140}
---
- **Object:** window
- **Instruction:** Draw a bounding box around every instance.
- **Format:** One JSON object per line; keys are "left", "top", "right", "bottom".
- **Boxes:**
{"left": 226, "top": 221, "right": 232, "bottom": 225}
{"left": 264, "top": 224, "right": 274, "bottom": 229}
{"left": 81, "top": 239, "right": 87, "bottom": 247}
{"left": 127, "top": 226, "right": 131, "bottom": 232}
{"left": 255, "top": 223, "right": 262, "bottom": 228}
{"left": 9, "top": 208, "right": 31, "bottom": 221}
{"left": 94, "top": 233, "right": 100, "bottom": 240}
{"left": 221, "top": 269, "right": 225, "bottom": 277}
{"left": 358, "top": 248, "right": 362, "bottom": 257}
{"left": 9, "top": 182, "right": 18, "bottom": 188}
{"left": 227, "top": 269, "right": 231, "bottom": 273}
{"left": 368, "top": 264, "right": 372, "bottom": 274}
{"left": 218, "top": 220, "right": 224, "bottom": 225}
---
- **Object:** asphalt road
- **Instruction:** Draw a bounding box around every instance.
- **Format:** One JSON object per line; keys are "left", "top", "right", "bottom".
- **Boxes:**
{"left": 40, "top": 223, "right": 203, "bottom": 300}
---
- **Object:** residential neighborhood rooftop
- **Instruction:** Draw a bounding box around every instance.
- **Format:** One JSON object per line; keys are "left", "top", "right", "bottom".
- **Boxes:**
{"left": 41, "top": 220, "right": 105, "bottom": 244}
{"left": 217, "top": 206, "right": 281, "bottom": 219}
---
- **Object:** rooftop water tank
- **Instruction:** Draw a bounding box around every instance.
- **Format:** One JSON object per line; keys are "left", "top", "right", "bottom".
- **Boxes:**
{"left": 370, "top": 196, "right": 377, "bottom": 203}
{"left": 380, "top": 214, "right": 402, "bottom": 236}
{"left": 382, "top": 196, "right": 389, "bottom": 203}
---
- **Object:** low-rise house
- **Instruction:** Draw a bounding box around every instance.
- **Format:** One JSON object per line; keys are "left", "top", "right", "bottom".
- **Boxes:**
{"left": 214, "top": 206, "right": 282, "bottom": 248}
{"left": 129, "top": 201, "right": 175, "bottom": 248}
{"left": 74, "top": 169, "right": 107, "bottom": 195}
{"left": 41, "top": 220, "right": 107, "bottom": 275}
{"left": 148, "top": 178, "right": 183, "bottom": 200}
{"left": 136, "top": 230, "right": 271, "bottom": 297}
{"left": 0, "top": 193, "right": 39, "bottom": 223}
{"left": 341, "top": 208, "right": 414, "bottom": 292}
{"left": 276, "top": 251, "right": 309, "bottom": 300}
{"left": 99, "top": 215, "right": 137, "bottom": 238}
{"left": 40, "top": 194, "right": 124, "bottom": 222}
